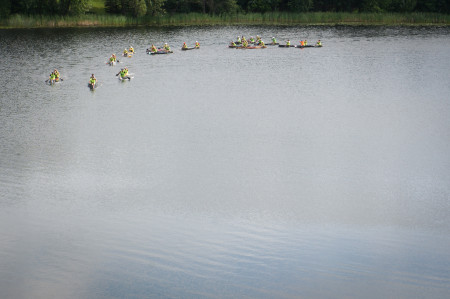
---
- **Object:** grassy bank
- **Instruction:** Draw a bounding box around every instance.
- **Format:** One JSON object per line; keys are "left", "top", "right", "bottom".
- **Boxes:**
{"left": 1, "top": 12, "right": 449, "bottom": 28}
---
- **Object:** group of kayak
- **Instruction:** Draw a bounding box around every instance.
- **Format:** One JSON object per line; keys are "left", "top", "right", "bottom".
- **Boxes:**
{"left": 47, "top": 37, "right": 322, "bottom": 89}
{"left": 229, "top": 36, "right": 323, "bottom": 49}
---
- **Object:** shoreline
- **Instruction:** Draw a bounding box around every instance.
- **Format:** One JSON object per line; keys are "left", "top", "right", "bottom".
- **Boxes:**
{"left": 1, "top": 12, "right": 449, "bottom": 29}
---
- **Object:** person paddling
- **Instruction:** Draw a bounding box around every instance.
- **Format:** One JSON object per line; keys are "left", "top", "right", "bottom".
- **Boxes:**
{"left": 286, "top": 39, "right": 291, "bottom": 46}
{"left": 182, "top": 42, "right": 188, "bottom": 49}
{"left": 195, "top": 41, "right": 200, "bottom": 48}
{"left": 272, "top": 37, "right": 277, "bottom": 44}
{"left": 316, "top": 40, "right": 322, "bottom": 47}
{"left": 116, "top": 68, "right": 131, "bottom": 80}
{"left": 49, "top": 72, "right": 56, "bottom": 83}
{"left": 53, "top": 69, "right": 60, "bottom": 82}
{"left": 89, "top": 74, "right": 97, "bottom": 88}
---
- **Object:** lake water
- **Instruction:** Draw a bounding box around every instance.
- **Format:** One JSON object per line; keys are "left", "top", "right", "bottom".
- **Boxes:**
{"left": 0, "top": 25, "right": 449, "bottom": 298}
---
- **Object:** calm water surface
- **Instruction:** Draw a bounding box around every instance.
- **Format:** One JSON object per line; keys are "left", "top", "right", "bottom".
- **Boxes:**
{"left": 1, "top": 25, "right": 450, "bottom": 298}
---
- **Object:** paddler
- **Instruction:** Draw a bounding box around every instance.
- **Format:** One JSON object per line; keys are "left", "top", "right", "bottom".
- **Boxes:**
{"left": 316, "top": 40, "right": 322, "bottom": 47}
{"left": 249, "top": 36, "right": 255, "bottom": 43}
{"left": 182, "top": 42, "right": 188, "bottom": 49}
{"left": 164, "top": 43, "right": 171, "bottom": 51}
{"left": 49, "top": 72, "right": 56, "bottom": 83}
{"left": 237, "top": 36, "right": 241, "bottom": 43}
{"left": 129, "top": 46, "right": 134, "bottom": 53}
{"left": 272, "top": 37, "right": 277, "bottom": 44}
{"left": 53, "top": 69, "right": 60, "bottom": 81}
{"left": 123, "top": 49, "right": 128, "bottom": 56}
{"left": 304, "top": 40, "right": 307, "bottom": 46}
{"left": 286, "top": 39, "right": 291, "bottom": 46}
{"left": 230, "top": 41, "right": 236, "bottom": 47}
{"left": 151, "top": 44, "right": 157, "bottom": 53}
{"left": 195, "top": 41, "right": 200, "bottom": 48}
{"left": 260, "top": 40, "right": 265, "bottom": 47}
{"left": 300, "top": 40, "right": 304, "bottom": 47}
{"left": 89, "top": 74, "right": 97, "bottom": 85}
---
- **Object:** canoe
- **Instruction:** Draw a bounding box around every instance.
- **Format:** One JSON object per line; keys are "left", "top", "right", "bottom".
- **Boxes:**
{"left": 267, "top": 42, "right": 279, "bottom": 46}
{"left": 295, "top": 45, "right": 315, "bottom": 48}
{"left": 118, "top": 75, "right": 132, "bottom": 81}
{"left": 278, "top": 45, "right": 296, "bottom": 48}
{"left": 147, "top": 49, "right": 173, "bottom": 55}
{"left": 47, "top": 78, "right": 61, "bottom": 85}
{"left": 243, "top": 45, "right": 267, "bottom": 49}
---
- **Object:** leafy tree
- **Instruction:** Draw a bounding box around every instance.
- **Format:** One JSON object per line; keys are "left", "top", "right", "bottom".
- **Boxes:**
{"left": 105, "top": 0, "right": 122, "bottom": 13}
{"left": 0, "top": 0, "right": 11, "bottom": 17}
{"left": 247, "top": 0, "right": 277, "bottom": 12}
{"left": 145, "top": 0, "right": 167, "bottom": 15}
{"left": 59, "top": 0, "right": 91, "bottom": 15}
{"left": 287, "top": 0, "right": 312, "bottom": 12}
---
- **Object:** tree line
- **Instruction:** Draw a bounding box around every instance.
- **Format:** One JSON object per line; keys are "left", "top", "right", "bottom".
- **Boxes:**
{"left": 1, "top": 0, "right": 448, "bottom": 18}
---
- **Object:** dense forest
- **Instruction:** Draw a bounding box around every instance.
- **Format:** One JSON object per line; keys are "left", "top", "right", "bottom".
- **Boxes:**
{"left": 0, "top": 0, "right": 448, "bottom": 18}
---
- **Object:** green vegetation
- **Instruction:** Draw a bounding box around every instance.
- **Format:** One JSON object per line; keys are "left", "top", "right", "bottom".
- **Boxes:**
{"left": 0, "top": 0, "right": 448, "bottom": 28}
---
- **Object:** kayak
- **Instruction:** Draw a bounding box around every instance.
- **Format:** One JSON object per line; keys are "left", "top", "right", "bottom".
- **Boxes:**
{"left": 122, "top": 53, "right": 132, "bottom": 57}
{"left": 118, "top": 75, "right": 132, "bottom": 81}
{"left": 181, "top": 47, "right": 199, "bottom": 50}
{"left": 107, "top": 60, "right": 116, "bottom": 66}
{"left": 47, "top": 78, "right": 61, "bottom": 85}
{"left": 295, "top": 45, "right": 315, "bottom": 48}
{"left": 242, "top": 45, "right": 267, "bottom": 49}
{"left": 267, "top": 42, "right": 279, "bottom": 46}
{"left": 147, "top": 50, "right": 173, "bottom": 55}
{"left": 88, "top": 82, "right": 98, "bottom": 89}
{"left": 278, "top": 45, "right": 296, "bottom": 48}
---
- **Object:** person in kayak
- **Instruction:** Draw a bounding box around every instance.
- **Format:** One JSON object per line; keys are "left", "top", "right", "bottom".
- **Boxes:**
{"left": 182, "top": 42, "right": 188, "bottom": 49}
{"left": 300, "top": 40, "right": 305, "bottom": 47}
{"left": 49, "top": 72, "right": 56, "bottom": 83}
{"left": 304, "top": 40, "right": 307, "bottom": 46}
{"left": 163, "top": 43, "right": 171, "bottom": 51}
{"left": 230, "top": 41, "right": 236, "bottom": 47}
{"left": 53, "top": 69, "right": 60, "bottom": 81}
{"left": 195, "top": 41, "right": 200, "bottom": 48}
{"left": 89, "top": 74, "right": 97, "bottom": 85}
{"left": 237, "top": 36, "right": 241, "bottom": 43}
{"left": 286, "top": 40, "right": 291, "bottom": 46}
{"left": 123, "top": 49, "right": 128, "bottom": 56}
{"left": 260, "top": 40, "right": 265, "bottom": 47}
{"left": 117, "top": 68, "right": 130, "bottom": 79}
{"left": 316, "top": 40, "right": 322, "bottom": 46}
{"left": 272, "top": 37, "right": 277, "bottom": 44}
{"left": 109, "top": 54, "right": 117, "bottom": 63}
{"left": 129, "top": 46, "right": 134, "bottom": 53}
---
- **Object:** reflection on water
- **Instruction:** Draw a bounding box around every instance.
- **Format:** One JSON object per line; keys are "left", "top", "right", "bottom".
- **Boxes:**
{"left": 0, "top": 26, "right": 450, "bottom": 298}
